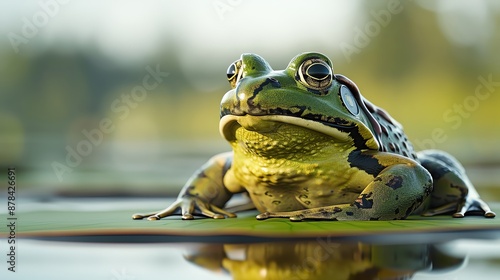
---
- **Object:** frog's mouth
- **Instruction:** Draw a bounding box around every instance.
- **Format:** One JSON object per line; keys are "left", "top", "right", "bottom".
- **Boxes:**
{"left": 219, "top": 115, "right": 379, "bottom": 150}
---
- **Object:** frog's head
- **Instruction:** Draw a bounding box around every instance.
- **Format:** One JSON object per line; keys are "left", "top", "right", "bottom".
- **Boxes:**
{"left": 220, "top": 52, "right": 383, "bottom": 157}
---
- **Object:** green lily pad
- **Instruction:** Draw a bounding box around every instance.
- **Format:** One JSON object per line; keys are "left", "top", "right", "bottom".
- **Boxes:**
{"left": 3, "top": 203, "right": 500, "bottom": 243}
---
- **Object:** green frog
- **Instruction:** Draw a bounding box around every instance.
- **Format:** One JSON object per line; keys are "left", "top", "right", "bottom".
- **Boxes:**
{"left": 133, "top": 52, "right": 495, "bottom": 221}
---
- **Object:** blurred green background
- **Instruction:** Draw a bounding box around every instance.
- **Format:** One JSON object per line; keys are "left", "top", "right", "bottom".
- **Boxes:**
{"left": 1, "top": 0, "right": 499, "bottom": 198}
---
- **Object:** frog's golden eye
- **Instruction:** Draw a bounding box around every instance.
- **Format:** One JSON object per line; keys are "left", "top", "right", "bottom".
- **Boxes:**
{"left": 297, "top": 59, "right": 333, "bottom": 92}
{"left": 340, "top": 85, "right": 360, "bottom": 116}
{"left": 227, "top": 60, "right": 243, "bottom": 88}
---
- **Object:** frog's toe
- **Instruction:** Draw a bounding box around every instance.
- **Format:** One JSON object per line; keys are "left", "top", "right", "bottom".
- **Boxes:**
{"left": 289, "top": 215, "right": 305, "bottom": 222}
{"left": 485, "top": 211, "right": 496, "bottom": 218}
{"left": 476, "top": 198, "right": 496, "bottom": 218}
{"left": 452, "top": 212, "right": 465, "bottom": 218}
{"left": 147, "top": 215, "right": 161, "bottom": 221}
{"left": 182, "top": 213, "right": 194, "bottom": 220}
{"left": 132, "top": 213, "right": 146, "bottom": 220}
{"left": 256, "top": 212, "right": 270, "bottom": 220}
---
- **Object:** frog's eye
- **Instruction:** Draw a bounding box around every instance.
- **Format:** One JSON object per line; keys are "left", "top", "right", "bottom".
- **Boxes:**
{"left": 227, "top": 60, "right": 243, "bottom": 88}
{"left": 297, "top": 59, "right": 333, "bottom": 92}
{"left": 340, "top": 85, "right": 360, "bottom": 116}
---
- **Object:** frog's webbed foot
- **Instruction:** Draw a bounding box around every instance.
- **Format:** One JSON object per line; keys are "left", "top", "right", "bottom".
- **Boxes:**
{"left": 422, "top": 197, "right": 496, "bottom": 218}
{"left": 453, "top": 196, "right": 495, "bottom": 218}
{"left": 132, "top": 196, "right": 237, "bottom": 221}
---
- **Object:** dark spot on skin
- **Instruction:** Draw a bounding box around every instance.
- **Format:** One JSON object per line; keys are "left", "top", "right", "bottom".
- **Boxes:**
{"left": 348, "top": 151, "right": 385, "bottom": 176}
{"left": 385, "top": 175, "right": 404, "bottom": 190}
{"left": 304, "top": 201, "right": 311, "bottom": 205}
{"left": 389, "top": 143, "right": 396, "bottom": 152}
{"left": 264, "top": 191, "right": 273, "bottom": 197}
{"left": 395, "top": 208, "right": 400, "bottom": 215}
{"left": 381, "top": 125, "right": 389, "bottom": 137}
{"left": 450, "top": 184, "right": 467, "bottom": 200}
{"left": 395, "top": 195, "right": 399, "bottom": 200}
{"left": 353, "top": 193, "right": 374, "bottom": 209}
{"left": 299, "top": 194, "right": 308, "bottom": 199}
{"left": 272, "top": 200, "right": 281, "bottom": 205}
{"left": 346, "top": 211, "right": 354, "bottom": 216}
{"left": 314, "top": 207, "right": 340, "bottom": 218}
{"left": 303, "top": 187, "right": 309, "bottom": 193}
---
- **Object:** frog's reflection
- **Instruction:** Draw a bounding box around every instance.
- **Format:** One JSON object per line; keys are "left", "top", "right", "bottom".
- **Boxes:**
{"left": 184, "top": 240, "right": 465, "bottom": 280}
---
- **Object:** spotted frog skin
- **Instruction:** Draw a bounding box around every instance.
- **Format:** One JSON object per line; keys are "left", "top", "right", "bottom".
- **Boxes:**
{"left": 133, "top": 52, "right": 495, "bottom": 221}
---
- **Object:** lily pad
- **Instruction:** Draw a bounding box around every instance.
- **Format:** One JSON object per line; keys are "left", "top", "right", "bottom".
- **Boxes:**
{"left": 3, "top": 203, "right": 500, "bottom": 243}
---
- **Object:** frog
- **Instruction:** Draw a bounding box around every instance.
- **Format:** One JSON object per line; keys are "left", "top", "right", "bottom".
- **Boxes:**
{"left": 132, "top": 52, "right": 495, "bottom": 221}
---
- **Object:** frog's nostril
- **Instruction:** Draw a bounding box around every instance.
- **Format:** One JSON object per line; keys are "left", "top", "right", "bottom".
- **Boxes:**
{"left": 267, "top": 77, "right": 281, "bottom": 88}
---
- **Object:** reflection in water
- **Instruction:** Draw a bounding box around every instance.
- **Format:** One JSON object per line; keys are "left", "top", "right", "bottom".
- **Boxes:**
{"left": 184, "top": 240, "right": 465, "bottom": 280}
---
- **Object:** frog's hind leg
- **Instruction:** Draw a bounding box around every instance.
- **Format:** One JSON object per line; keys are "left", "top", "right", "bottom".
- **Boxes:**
{"left": 417, "top": 150, "right": 495, "bottom": 218}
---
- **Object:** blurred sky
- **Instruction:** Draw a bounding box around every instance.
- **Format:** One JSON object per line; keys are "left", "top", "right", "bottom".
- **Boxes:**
{"left": 1, "top": 0, "right": 499, "bottom": 195}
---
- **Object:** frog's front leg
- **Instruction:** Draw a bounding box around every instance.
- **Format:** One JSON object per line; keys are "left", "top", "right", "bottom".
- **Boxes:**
{"left": 257, "top": 152, "right": 433, "bottom": 221}
{"left": 133, "top": 152, "right": 245, "bottom": 220}
{"left": 417, "top": 150, "right": 495, "bottom": 218}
